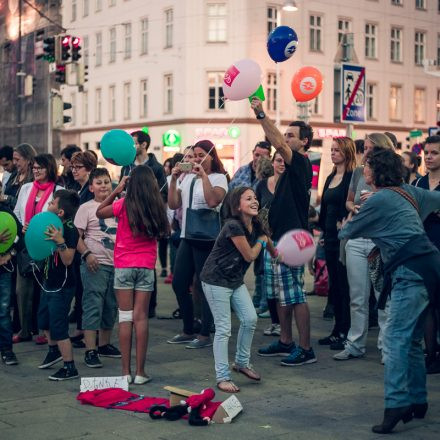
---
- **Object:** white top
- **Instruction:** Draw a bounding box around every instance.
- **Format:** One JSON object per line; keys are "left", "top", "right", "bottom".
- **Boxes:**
{"left": 14, "top": 182, "right": 64, "bottom": 225}
{"left": 178, "top": 173, "right": 228, "bottom": 238}
{"left": 1, "top": 171, "right": 11, "bottom": 187}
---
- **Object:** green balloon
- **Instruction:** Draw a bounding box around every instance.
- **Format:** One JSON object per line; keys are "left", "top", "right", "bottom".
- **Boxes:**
{"left": 0, "top": 212, "right": 17, "bottom": 254}
{"left": 100, "top": 129, "right": 136, "bottom": 167}
{"left": 25, "top": 212, "right": 64, "bottom": 261}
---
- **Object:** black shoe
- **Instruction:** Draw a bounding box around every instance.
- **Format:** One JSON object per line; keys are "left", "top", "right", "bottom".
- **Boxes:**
{"left": 318, "top": 334, "right": 339, "bottom": 345}
{"left": 160, "top": 269, "right": 167, "bottom": 277}
{"left": 98, "top": 344, "right": 121, "bottom": 358}
{"left": 372, "top": 406, "right": 413, "bottom": 434}
{"left": 84, "top": 350, "right": 103, "bottom": 368}
{"left": 411, "top": 402, "right": 428, "bottom": 419}
{"left": 1, "top": 350, "right": 18, "bottom": 365}
{"left": 330, "top": 336, "right": 346, "bottom": 351}
{"left": 39, "top": 349, "right": 63, "bottom": 369}
{"left": 48, "top": 366, "right": 79, "bottom": 381}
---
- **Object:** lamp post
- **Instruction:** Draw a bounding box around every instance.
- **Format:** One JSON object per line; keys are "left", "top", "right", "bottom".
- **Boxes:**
{"left": 275, "top": 1, "right": 297, "bottom": 127}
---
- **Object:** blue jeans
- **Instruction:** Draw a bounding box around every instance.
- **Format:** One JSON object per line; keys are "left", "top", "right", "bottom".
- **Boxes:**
{"left": 202, "top": 282, "right": 257, "bottom": 383}
{"left": 383, "top": 265, "right": 429, "bottom": 408}
{"left": 0, "top": 272, "right": 13, "bottom": 351}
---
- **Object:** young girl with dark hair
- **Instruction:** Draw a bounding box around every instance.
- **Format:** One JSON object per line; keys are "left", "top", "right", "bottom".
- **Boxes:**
{"left": 200, "top": 187, "right": 278, "bottom": 393}
{"left": 97, "top": 165, "right": 169, "bottom": 385}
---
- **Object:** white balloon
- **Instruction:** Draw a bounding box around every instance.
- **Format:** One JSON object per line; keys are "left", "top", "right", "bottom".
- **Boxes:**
{"left": 222, "top": 59, "right": 262, "bottom": 101}
{"left": 276, "top": 229, "right": 316, "bottom": 267}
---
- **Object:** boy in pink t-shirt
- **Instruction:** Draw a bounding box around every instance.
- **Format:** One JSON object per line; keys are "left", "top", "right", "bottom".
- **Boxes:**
{"left": 96, "top": 165, "right": 169, "bottom": 386}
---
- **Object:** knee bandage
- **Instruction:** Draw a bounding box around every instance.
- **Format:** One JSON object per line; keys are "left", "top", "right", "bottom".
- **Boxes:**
{"left": 119, "top": 309, "right": 133, "bottom": 323}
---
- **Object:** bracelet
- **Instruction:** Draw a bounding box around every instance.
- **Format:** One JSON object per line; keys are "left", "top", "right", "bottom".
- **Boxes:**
{"left": 256, "top": 239, "right": 267, "bottom": 248}
{"left": 82, "top": 250, "right": 92, "bottom": 260}
{"left": 57, "top": 242, "right": 68, "bottom": 251}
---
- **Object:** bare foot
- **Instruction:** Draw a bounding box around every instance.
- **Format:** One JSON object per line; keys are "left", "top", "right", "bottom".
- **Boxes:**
{"left": 217, "top": 381, "right": 240, "bottom": 393}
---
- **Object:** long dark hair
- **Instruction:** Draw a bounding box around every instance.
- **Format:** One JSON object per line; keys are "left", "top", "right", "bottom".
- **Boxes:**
{"left": 223, "top": 187, "right": 266, "bottom": 236}
{"left": 34, "top": 153, "right": 58, "bottom": 183}
{"left": 124, "top": 165, "right": 169, "bottom": 238}
{"left": 192, "top": 140, "right": 226, "bottom": 174}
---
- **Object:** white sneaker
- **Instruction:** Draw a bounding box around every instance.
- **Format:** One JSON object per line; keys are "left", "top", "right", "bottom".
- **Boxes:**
{"left": 263, "top": 324, "right": 281, "bottom": 336}
{"left": 134, "top": 375, "right": 152, "bottom": 385}
{"left": 123, "top": 374, "right": 133, "bottom": 384}
{"left": 333, "top": 349, "right": 362, "bottom": 361}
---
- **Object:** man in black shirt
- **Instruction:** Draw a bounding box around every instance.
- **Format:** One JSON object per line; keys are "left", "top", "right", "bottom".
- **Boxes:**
{"left": 251, "top": 97, "right": 316, "bottom": 367}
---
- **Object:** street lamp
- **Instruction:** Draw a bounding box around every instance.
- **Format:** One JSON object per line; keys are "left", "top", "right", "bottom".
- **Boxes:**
{"left": 283, "top": 1, "right": 298, "bottom": 12}
{"left": 275, "top": 2, "right": 297, "bottom": 127}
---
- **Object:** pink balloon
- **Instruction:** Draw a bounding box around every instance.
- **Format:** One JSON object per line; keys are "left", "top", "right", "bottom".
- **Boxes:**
{"left": 276, "top": 229, "right": 316, "bottom": 267}
{"left": 222, "top": 59, "right": 262, "bottom": 101}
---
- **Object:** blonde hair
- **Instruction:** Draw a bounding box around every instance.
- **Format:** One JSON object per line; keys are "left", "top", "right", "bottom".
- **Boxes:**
{"left": 365, "top": 133, "right": 395, "bottom": 151}
{"left": 333, "top": 137, "right": 357, "bottom": 172}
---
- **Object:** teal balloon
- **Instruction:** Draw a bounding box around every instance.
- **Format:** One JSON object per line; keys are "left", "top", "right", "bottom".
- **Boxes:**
{"left": 0, "top": 212, "right": 17, "bottom": 253}
{"left": 25, "top": 212, "right": 64, "bottom": 261}
{"left": 100, "top": 129, "right": 136, "bottom": 166}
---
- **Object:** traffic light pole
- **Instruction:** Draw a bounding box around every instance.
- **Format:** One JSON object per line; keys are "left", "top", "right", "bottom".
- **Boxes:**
{"left": 16, "top": 0, "right": 23, "bottom": 144}
{"left": 47, "top": 79, "right": 53, "bottom": 154}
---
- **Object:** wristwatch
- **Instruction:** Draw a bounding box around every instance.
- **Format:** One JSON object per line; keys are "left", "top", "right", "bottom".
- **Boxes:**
{"left": 57, "top": 242, "right": 68, "bottom": 251}
{"left": 256, "top": 111, "right": 266, "bottom": 120}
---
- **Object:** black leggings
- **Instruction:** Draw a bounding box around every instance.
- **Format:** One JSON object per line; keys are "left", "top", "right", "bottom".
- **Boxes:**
{"left": 158, "top": 238, "right": 168, "bottom": 270}
{"left": 172, "top": 239, "right": 214, "bottom": 337}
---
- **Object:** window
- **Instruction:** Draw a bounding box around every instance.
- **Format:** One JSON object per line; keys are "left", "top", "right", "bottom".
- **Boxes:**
{"left": 207, "top": 72, "right": 225, "bottom": 110}
{"left": 415, "top": 0, "right": 426, "bottom": 9}
{"left": 82, "top": 91, "right": 88, "bottom": 124}
{"left": 109, "top": 27, "right": 116, "bottom": 63}
{"left": 164, "top": 74, "right": 173, "bottom": 113}
{"left": 415, "top": 31, "right": 425, "bottom": 65}
{"left": 70, "top": 93, "right": 76, "bottom": 126}
{"left": 95, "top": 0, "right": 102, "bottom": 12}
{"left": 165, "top": 9, "right": 173, "bottom": 48}
{"left": 124, "top": 23, "right": 132, "bottom": 59}
{"left": 95, "top": 88, "right": 102, "bottom": 123}
{"left": 311, "top": 94, "right": 322, "bottom": 116}
{"left": 83, "top": 0, "right": 89, "bottom": 17}
{"left": 207, "top": 3, "right": 227, "bottom": 42}
{"left": 365, "top": 23, "right": 377, "bottom": 58}
{"left": 309, "top": 15, "right": 322, "bottom": 52}
{"left": 366, "top": 83, "right": 377, "bottom": 120}
{"left": 266, "top": 72, "right": 277, "bottom": 112}
{"left": 389, "top": 85, "right": 402, "bottom": 121}
{"left": 140, "top": 79, "right": 148, "bottom": 117}
{"left": 437, "top": 33, "right": 440, "bottom": 65}
{"left": 72, "top": 0, "right": 77, "bottom": 21}
{"left": 95, "top": 32, "right": 102, "bottom": 66}
{"left": 123, "top": 82, "right": 131, "bottom": 120}
{"left": 390, "top": 27, "right": 402, "bottom": 62}
{"left": 109, "top": 85, "right": 116, "bottom": 122}
{"left": 83, "top": 35, "right": 89, "bottom": 66}
{"left": 140, "top": 18, "right": 148, "bottom": 55}
{"left": 267, "top": 7, "right": 278, "bottom": 35}
{"left": 338, "top": 19, "right": 351, "bottom": 44}
{"left": 109, "top": 0, "right": 116, "bottom": 6}
{"left": 391, "top": 0, "right": 403, "bottom": 5}
{"left": 414, "top": 88, "right": 426, "bottom": 122}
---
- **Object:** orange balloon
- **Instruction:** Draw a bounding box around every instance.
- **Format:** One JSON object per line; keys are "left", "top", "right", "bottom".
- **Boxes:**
{"left": 291, "top": 66, "right": 323, "bottom": 102}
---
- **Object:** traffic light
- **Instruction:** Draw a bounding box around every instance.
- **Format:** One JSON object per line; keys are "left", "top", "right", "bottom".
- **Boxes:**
{"left": 52, "top": 95, "right": 72, "bottom": 128}
{"left": 35, "top": 30, "right": 45, "bottom": 60}
{"left": 55, "top": 64, "right": 66, "bottom": 83}
{"left": 43, "top": 37, "right": 55, "bottom": 62}
{"left": 63, "top": 102, "right": 72, "bottom": 124}
{"left": 71, "top": 36, "right": 81, "bottom": 61}
{"left": 61, "top": 35, "right": 71, "bottom": 61}
{"left": 77, "top": 63, "right": 88, "bottom": 85}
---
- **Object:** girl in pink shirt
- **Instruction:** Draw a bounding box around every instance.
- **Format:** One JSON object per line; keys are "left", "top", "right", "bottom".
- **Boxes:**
{"left": 97, "top": 166, "right": 169, "bottom": 385}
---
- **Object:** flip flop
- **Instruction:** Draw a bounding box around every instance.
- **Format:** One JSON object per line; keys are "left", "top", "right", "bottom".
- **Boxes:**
{"left": 232, "top": 363, "right": 261, "bottom": 381}
{"left": 217, "top": 381, "right": 240, "bottom": 393}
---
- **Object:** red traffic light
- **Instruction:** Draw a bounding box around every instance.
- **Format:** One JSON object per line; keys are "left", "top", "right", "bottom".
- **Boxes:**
{"left": 72, "top": 37, "right": 81, "bottom": 48}
{"left": 62, "top": 36, "right": 71, "bottom": 47}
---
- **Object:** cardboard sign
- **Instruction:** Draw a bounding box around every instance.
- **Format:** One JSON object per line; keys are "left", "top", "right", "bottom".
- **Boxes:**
{"left": 212, "top": 394, "right": 243, "bottom": 424}
{"left": 80, "top": 376, "right": 129, "bottom": 392}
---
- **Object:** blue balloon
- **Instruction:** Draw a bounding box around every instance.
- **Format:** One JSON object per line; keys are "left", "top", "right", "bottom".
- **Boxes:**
{"left": 25, "top": 212, "right": 64, "bottom": 261}
{"left": 100, "top": 129, "right": 136, "bottom": 167}
{"left": 267, "top": 26, "right": 299, "bottom": 63}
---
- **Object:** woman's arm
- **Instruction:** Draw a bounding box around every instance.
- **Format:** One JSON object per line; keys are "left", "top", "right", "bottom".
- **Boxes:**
{"left": 168, "top": 167, "right": 182, "bottom": 210}
{"left": 192, "top": 164, "right": 226, "bottom": 208}
{"left": 96, "top": 177, "right": 127, "bottom": 219}
{"left": 231, "top": 235, "right": 266, "bottom": 263}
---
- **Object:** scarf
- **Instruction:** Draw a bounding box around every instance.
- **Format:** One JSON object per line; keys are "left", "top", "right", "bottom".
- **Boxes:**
{"left": 24, "top": 181, "right": 56, "bottom": 224}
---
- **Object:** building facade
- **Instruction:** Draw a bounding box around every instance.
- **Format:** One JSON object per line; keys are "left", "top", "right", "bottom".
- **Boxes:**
{"left": 60, "top": 0, "right": 440, "bottom": 177}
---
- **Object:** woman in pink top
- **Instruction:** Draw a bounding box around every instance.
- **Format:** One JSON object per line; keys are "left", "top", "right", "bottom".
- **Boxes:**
{"left": 97, "top": 166, "right": 169, "bottom": 385}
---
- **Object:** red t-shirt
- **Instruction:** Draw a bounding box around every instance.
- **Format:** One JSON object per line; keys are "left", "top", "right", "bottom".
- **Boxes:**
{"left": 112, "top": 198, "right": 157, "bottom": 269}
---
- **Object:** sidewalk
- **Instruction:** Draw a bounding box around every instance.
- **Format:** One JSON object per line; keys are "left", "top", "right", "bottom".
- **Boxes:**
{"left": 0, "top": 272, "right": 439, "bottom": 440}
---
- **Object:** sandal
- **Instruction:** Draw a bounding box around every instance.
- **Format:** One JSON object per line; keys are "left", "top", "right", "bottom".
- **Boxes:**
{"left": 232, "top": 363, "right": 261, "bottom": 381}
{"left": 217, "top": 380, "right": 240, "bottom": 393}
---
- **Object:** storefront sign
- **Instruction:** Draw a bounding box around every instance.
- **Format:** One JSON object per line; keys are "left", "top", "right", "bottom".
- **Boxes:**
{"left": 163, "top": 129, "right": 181, "bottom": 147}
{"left": 316, "top": 128, "right": 347, "bottom": 139}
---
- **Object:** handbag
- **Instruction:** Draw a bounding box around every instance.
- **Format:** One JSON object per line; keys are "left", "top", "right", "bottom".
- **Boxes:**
{"left": 185, "top": 177, "right": 221, "bottom": 241}
{"left": 367, "top": 187, "right": 419, "bottom": 292}
{"left": 17, "top": 248, "right": 43, "bottom": 278}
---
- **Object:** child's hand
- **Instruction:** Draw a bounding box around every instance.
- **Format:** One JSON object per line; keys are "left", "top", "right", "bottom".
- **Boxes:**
{"left": 257, "top": 235, "right": 268, "bottom": 243}
{"left": 0, "top": 253, "right": 12, "bottom": 266}
{"left": 0, "top": 229, "right": 12, "bottom": 244}
{"left": 85, "top": 253, "right": 99, "bottom": 273}
{"left": 44, "top": 225, "right": 65, "bottom": 245}
{"left": 115, "top": 176, "right": 129, "bottom": 195}
{"left": 170, "top": 166, "right": 182, "bottom": 181}
{"left": 22, "top": 223, "right": 29, "bottom": 234}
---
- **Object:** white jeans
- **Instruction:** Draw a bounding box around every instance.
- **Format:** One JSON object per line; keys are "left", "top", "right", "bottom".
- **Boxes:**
{"left": 202, "top": 282, "right": 257, "bottom": 383}
{"left": 344, "top": 238, "right": 387, "bottom": 356}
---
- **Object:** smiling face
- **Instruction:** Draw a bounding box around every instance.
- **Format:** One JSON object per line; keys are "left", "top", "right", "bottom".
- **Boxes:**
{"left": 363, "top": 162, "right": 374, "bottom": 186}
{"left": 239, "top": 189, "right": 259, "bottom": 218}
{"left": 13, "top": 151, "right": 29, "bottom": 175}
{"left": 424, "top": 142, "right": 440, "bottom": 172}
{"left": 89, "top": 174, "right": 112, "bottom": 201}
{"left": 71, "top": 162, "right": 89, "bottom": 184}
{"left": 193, "top": 147, "right": 212, "bottom": 173}
{"left": 32, "top": 163, "right": 48, "bottom": 183}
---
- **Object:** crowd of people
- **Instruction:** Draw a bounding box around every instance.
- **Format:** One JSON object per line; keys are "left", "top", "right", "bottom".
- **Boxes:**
{"left": 0, "top": 99, "right": 439, "bottom": 433}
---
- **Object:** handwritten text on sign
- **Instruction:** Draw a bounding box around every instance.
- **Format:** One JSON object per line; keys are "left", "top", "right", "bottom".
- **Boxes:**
{"left": 80, "top": 376, "right": 129, "bottom": 392}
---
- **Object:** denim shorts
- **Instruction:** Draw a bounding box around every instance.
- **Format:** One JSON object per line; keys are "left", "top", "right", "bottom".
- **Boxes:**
{"left": 81, "top": 264, "right": 117, "bottom": 330}
{"left": 38, "top": 287, "right": 75, "bottom": 341}
{"left": 114, "top": 268, "right": 155, "bottom": 292}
